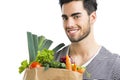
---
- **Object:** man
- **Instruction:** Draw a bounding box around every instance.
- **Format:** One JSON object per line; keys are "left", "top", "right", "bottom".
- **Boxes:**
{"left": 54, "top": 0, "right": 120, "bottom": 79}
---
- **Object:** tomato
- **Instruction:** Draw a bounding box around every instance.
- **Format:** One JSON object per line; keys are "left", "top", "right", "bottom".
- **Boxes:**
{"left": 29, "top": 61, "right": 41, "bottom": 69}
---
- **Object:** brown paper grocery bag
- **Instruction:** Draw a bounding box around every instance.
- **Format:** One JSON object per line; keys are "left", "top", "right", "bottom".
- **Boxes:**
{"left": 23, "top": 67, "right": 82, "bottom": 80}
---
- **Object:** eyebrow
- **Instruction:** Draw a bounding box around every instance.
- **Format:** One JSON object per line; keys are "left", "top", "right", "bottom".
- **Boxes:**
{"left": 71, "top": 12, "right": 82, "bottom": 16}
{"left": 61, "top": 12, "right": 82, "bottom": 18}
{"left": 61, "top": 14, "right": 67, "bottom": 18}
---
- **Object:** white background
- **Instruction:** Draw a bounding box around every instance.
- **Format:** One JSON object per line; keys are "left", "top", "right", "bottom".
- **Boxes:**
{"left": 0, "top": 0, "right": 120, "bottom": 80}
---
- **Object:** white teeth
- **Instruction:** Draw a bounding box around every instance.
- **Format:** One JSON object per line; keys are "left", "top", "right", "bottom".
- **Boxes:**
{"left": 69, "top": 30, "right": 77, "bottom": 34}
{"left": 69, "top": 30, "right": 76, "bottom": 33}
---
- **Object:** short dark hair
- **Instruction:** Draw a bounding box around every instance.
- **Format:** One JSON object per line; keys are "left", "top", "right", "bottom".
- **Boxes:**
{"left": 59, "top": 0, "right": 97, "bottom": 15}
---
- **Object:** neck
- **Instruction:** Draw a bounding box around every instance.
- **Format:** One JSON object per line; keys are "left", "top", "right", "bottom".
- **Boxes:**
{"left": 69, "top": 32, "right": 100, "bottom": 64}
{"left": 70, "top": 40, "right": 100, "bottom": 56}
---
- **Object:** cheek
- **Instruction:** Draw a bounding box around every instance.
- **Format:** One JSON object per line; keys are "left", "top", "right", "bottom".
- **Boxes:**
{"left": 80, "top": 20, "right": 90, "bottom": 32}
{"left": 63, "top": 22, "right": 69, "bottom": 30}
{"left": 63, "top": 24, "right": 66, "bottom": 30}
{"left": 63, "top": 25, "right": 67, "bottom": 32}
{"left": 76, "top": 16, "right": 88, "bottom": 26}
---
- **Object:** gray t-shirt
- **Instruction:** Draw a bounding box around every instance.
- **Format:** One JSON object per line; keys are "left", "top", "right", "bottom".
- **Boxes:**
{"left": 54, "top": 46, "right": 120, "bottom": 80}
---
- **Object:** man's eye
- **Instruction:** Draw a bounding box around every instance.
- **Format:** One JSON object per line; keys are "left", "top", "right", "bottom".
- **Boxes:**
{"left": 62, "top": 17, "right": 68, "bottom": 21}
{"left": 73, "top": 15, "right": 80, "bottom": 19}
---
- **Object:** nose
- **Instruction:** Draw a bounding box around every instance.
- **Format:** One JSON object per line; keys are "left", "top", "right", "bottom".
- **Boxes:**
{"left": 66, "top": 18, "right": 75, "bottom": 28}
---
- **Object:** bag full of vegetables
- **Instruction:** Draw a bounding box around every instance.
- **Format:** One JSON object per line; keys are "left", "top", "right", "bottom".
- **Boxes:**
{"left": 18, "top": 32, "right": 84, "bottom": 80}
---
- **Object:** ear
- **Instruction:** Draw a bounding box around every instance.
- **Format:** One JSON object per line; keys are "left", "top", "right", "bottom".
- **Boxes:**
{"left": 90, "top": 11, "right": 96, "bottom": 24}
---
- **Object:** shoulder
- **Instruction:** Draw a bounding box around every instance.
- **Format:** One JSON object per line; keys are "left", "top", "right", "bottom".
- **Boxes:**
{"left": 102, "top": 47, "right": 120, "bottom": 79}
{"left": 100, "top": 46, "right": 119, "bottom": 59}
{"left": 111, "top": 54, "right": 120, "bottom": 79}
{"left": 101, "top": 46, "right": 120, "bottom": 64}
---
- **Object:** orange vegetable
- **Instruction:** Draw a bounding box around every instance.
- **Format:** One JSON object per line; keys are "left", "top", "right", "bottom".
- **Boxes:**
{"left": 29, "top": 61, "right": 41, "bottom": 69}
{"left": 72, "top": 64, "right": 77, "bottom": 71}
{"left": 65, "top": 55, "right": 72, "bottom": 70}
{"left": 77, "top": 67, "right": 86, "bottom": 74}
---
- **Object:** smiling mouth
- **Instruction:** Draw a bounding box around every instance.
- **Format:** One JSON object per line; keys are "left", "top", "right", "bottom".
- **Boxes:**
{"left": 67, "top": 29, "right": 79, "bottom": 35}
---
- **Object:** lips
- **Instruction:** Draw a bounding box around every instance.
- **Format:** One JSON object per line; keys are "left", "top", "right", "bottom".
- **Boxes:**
{"left": 67, "top": 28, "right": 79, "bottom": 35}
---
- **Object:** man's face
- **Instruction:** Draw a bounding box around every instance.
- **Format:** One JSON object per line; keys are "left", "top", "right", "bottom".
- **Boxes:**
{"left": 61, "top": 1, "right": 92, "bottom": 42}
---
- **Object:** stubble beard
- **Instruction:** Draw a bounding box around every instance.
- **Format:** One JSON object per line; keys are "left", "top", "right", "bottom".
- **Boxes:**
{"left": 67, "top": 24, "right": 90, "bottom": 43}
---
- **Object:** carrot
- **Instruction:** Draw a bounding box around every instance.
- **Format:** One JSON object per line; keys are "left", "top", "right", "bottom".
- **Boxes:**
{"left": 65, "top": 55, "right": 72, "bottom": 70}
{"left": 72, "top": 64, "right": 77, "bottom": 71}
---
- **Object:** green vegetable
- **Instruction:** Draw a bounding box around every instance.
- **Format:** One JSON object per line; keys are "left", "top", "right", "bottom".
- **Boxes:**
{"left": 35, "top": 49, "right": 66, "bottom": 70}
{"left": 38, "top": 36, "right": 45, "bottom": 50}
{"left": 49, "top": 61, "right": 66, "bottom": 68}
{"left": 27, "top": 32, "right": 54, "bottom": 63}
{"left": 18, "top": 60, "right": 29, "bottom": 74}
{"left": 27, "top": 32, "right": 65, "bottom": 63}
{"left": 35, "top": 49, "right": 54, "bottom": 64}
{"left": 19, "top": 31, "right": 65, "bottom": 74}
{"left": 32, "top": 34, "right": 38, "bottom": 57}
{"left": 39, "top": 39, "right": 53, "bottom": 51}
{"left": 52, "top": 43, "right": 65, "bottom": 52}
{"left": 27, "top": 32, "right": 36, "bottom": 63}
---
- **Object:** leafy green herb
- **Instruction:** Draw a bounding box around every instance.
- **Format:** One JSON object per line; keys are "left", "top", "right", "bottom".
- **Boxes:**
{"left": 85, "top": 70, "right": 91, "bottom": 78}
{"left": 44, "top": 64, "right": 50, "bottom": 71}
{"left": 18, "top": 60, "right": 29, "bottom": 74}
{"left": 49, "top": 61, "right": 66, "bottom": 68}
{"left": 35, "top": 49, "right": 54, "bottom": 64}
{"left": 35, "top": 49, "right": 66, "bottom": 69}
